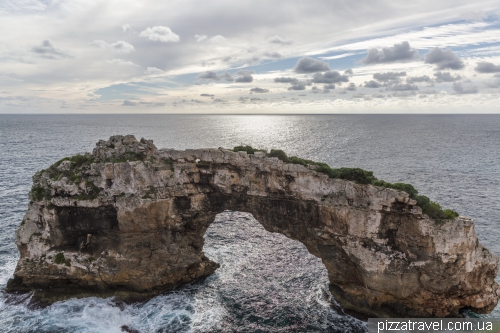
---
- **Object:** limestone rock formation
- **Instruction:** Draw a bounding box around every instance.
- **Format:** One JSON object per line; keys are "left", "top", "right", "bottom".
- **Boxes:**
{"left": 6, "top": 135, "right": 500, "bottom": 317}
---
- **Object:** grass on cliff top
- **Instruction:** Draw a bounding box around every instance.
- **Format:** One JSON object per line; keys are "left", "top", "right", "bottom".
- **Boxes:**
{"left": 234, "top": 146, "right": 459, "bottom": 221}
{"left": 32, "top": 153, "right": 100, "bottom": 201}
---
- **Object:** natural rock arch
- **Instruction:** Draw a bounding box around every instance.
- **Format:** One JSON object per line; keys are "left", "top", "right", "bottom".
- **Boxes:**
{"left": 7, "top": 135, "right": 500, "bottom": 318}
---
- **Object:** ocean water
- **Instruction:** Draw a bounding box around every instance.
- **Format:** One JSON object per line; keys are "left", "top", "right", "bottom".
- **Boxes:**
{"left": 0, "top": 114, "right": 498, "bottom": 332}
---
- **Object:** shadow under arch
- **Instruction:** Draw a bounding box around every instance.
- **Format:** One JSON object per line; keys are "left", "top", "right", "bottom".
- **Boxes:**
{"left": 197, "top": 210, "right": 365, "bottom": 332}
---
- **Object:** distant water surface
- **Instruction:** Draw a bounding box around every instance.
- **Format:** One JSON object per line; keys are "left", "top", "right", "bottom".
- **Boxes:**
{"left": 0, "top": 114, "right": 498, "bottom": 332}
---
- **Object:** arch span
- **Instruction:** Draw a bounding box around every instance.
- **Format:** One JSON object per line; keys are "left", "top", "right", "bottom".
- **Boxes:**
{"left": 7, "top": 135, "right": 499, "bottom": 318}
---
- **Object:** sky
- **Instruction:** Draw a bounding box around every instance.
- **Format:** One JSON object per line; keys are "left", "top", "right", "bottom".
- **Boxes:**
{"left": 1, "top": 0, "right": 500, "bottom": 114}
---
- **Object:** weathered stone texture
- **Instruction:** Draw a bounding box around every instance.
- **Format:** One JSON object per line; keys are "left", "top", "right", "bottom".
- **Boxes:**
{"left": 6, "top": 135, "right": 500, "bottom": 317}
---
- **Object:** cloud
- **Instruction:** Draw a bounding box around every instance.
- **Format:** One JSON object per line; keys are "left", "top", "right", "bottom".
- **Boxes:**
{"left": 311, "top": 71, "right": 349, "bottom": 84}
{"left": 274, "top": 77, "right": 298, "bottom": 83}
{"left": 106, "top": 59, "right": 138, "bottom": 66}
{"left": 200, "top": 93, "right": 214, "bottom": 97}
{"left": 406, "top": 75, "right": 432, "bottom": 83}
{"left": 222, "top": 72, "right": 234, "bottom": 82}
{"left": 194, "top": 34, "right": 207, "bottom": 42}
{"left": 267, "top": 35, "right": 293, "bottom": 45}
{"left": 294, "top": 57, "right": 330, "bottom": 73}
{"left": 139, "top": 26, "right": 180, "bottom": 43}
{"left": 209, "top": 35, "right": 225, "bottom": 42}
{"left": 236, "top": 70, "right": 255, "bottom": 76}
{"left": 122, "top": 24, "right": 131, "bottom": 32}
{"left": 424, "top": 47, "right": 464, "bottom": 70}
{"left": 474, "top": 62, "right": 500, "bottom": 73}
{"left": 452, "top": 82, "right": 478, "bottom": 94}
{"left": 364, "top": 80, "right": 382, "bottom": 88}
{"left": 344, "top": 69, "right": 353, "bottom": 75}
{"left": 362, "top": 41, "right": 420, "bottom": 64}
{"left": 235, "top": 75, "right": 253, "bottom": 83}
{"left": 390, "top": 83, "right": 419, "bottom": 91}
{"left": 144, "top": 67, "right": 164, "bottom": 74}
{"left": 264, "top": 51, "right": 283, "bottom": 58}
{"left": 346, "top": 83, "right": 357, "bottom": 91}
{"left": 31, "top": 39, "right": 70, "bottom": 59}
{"left": 250, "top": 87, "right": 269, "bottom": 93}
{"left": 324, "top": 84, "right": 336, "bottom": 89}
{"left": 390, "top": 91, "right": 418, "bottom": 97}
{"left": 288, "top": 82, "right": 306, "bottom": 90}
{"left": 191, "top": 99, "right": 204, "bottom": 103}
{"left": 90, "top": 40, "right": 135, "bottom": 53}
{"left": 373, "top": 71, "right": 406, "bottom": 82}
{"left": 434, "top": 71, "right": 461, "bottom": 82}
{"left": 122, "top": 100, "right": 137, "bottom": 106}
{"left": 198, "top": 71, "right": 220, "bottom": 80}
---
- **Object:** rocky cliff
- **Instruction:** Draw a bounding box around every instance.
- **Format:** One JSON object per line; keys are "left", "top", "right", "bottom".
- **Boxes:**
{"left": 6, "top": 135, "right": 500, "bottom": 317}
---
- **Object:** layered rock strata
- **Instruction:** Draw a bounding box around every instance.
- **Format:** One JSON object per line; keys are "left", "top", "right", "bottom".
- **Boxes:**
{"left": 6, "top": 135, "right": 500, "bottom": 317}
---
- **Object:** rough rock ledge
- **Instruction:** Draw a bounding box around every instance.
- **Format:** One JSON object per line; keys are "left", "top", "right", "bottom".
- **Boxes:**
{"left": 6, "top": 135, "right": 500, "bottom": 317}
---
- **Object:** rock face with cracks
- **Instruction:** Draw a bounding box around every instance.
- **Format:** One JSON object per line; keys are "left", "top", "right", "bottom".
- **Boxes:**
{"left": 6, "top": 135, "right": 500, "bottom": 317}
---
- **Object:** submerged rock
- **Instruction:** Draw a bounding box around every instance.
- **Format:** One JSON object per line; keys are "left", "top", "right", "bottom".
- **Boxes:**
{"left": 6, "top": 135, "right": 500, "bottom": 317}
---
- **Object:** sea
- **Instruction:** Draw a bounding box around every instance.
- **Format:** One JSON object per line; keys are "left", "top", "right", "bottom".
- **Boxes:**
{"left": 0, "top": 114, "right": 498, "bottom": 332}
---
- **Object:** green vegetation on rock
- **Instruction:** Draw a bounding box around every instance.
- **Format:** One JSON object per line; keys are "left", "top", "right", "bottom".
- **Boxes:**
{"left": 30, "top": 185, "right": 52, "bottom": 201}
{"left": 234, "top": 145, "right": 459, "bottom": 221}
{"left": 54, "top": 252, "right": 71, "bottom": 266}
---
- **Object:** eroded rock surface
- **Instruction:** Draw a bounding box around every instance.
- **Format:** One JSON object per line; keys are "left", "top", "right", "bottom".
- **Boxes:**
{"left": 6, "top": 135, "right": 500, "bottom": 317}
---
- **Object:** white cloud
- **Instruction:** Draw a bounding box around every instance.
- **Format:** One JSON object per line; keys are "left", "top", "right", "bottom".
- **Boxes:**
{"left": 194, "top": 34, "right": 207, "bottom": 42}
{"left": 122, "top": 24, "right": 131, "bottom": 32}
{"left": 209, "top": 35, "right": 225, "bottom": 42}
{"left": 139, "top": 26, "right": 180, "bottom": 43}
{"left": 144, "top": 67, "right": 164, "bottom": 74}
{"left": 106, "top": 59, "right": 138, "bottom": 66}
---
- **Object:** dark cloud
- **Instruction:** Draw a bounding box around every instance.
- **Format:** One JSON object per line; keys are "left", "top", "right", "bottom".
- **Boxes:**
{"left": 452, "top": 82, "right": 478, "bottom": 94}
{"left": 138, "top": 101, "right": 166, "bottom": 107}
{"left": 352, "top": 93, "right": 366, "bottom": 99}
{"left": 324, "top": 84, "right": 336, "bottom": 89}
{"left": 311, "top": 86, "right": 321, "bottom": 93}
{"left": 267, "top": 35, "right": 293, "bottom": 45}
{"left": 213, "top": 98, "right": 225, "bottom": 103}
{"left": 250, "top": 97, "right": 264, "bottom": 101}
{"left": 434, "top": 71, "right": 461, "bottom": 82}
{"left": 311, "top": 71, "right": 349, "bottom": 84}
{"left": 288, "top": 82, "right": 306, "bottom": 90}
{"left": 198, "top": 71, "right": 220, "bottom": 80}
{"left": 191, "top": 99, "right": 204, "bottom": 103}
{"left": 424, "top": 47, "right": 464, "bottom": 70}
{"left": 264, "top": 51, "right": 283, "bottom": 59}
{"left": 235, "top": 75, "right": 253, "bottom": 83}
{"left": 390, "top": 83, "right": 419, "bottom": 91}
{"left": 346, "top": 83, "right": 356, "bottom": 91}
{"left": 494, "top": 73, "right": 500, "bottom": 78}
{"left": 274, "top": 77, "right": 298, "bottom": 83}
{"left": 122, "top": 100, "right": 136, "bottom": 106}
{"left": 362, "top": 41, "right": 419, "bottom": 64}
{"left": 344, "top": 69, "right": 353, "bottom": 75}
{"left": 236, "top": 70, "right": 255, "bottom": 76}
{"left": 474, "top": 62, "right": 500, "bottom": 73}
{"left": 373, "top": 71, "right": 406, "bottom": 82}
{"left": 250, "top": 87, "right": 269, "bottom": 93}
{"left": 200, "top": 93, "right": 214, "bottom": 97}
{"left": 364, "top": 80, "right": 382, "bottom": 88}
{"left": 406, "top": 75, "right": 432, "bottom": 83}
{"left": 31, "top": 39, "right": 70, "bottom": 59}
{"left": 222, "top": 72, "right": 234, "bottom": 82}
{"left": 294, "top": 57, "right": 330, "bottom": 73}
